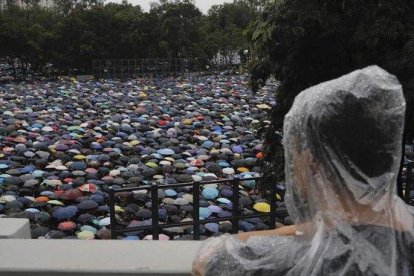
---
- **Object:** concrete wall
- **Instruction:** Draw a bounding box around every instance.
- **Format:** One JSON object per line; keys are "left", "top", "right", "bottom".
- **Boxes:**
{"left": 0, "top": 218, "right": 201, "bottom": 275}
{"left": 0, "top": 239, "right": 201, "bottom": 276}
{"left": 0, "top": 218, "right": 31, "bottom": 239}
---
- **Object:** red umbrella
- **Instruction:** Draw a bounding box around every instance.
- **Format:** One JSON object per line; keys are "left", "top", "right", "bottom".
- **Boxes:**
{"left": 57, "top": 221, "right": 77, "bottom": 231}
{"left": 61, "top": 189, "right": 83, "bottom": 200}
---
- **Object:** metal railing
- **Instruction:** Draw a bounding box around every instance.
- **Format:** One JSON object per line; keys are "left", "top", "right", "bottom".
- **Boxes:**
{"left": 403, "top": 161, "right": 413, "bottom": 204}
{"left": 92, "top": 58, "right": 201, "bottom": 79}
{"left": 108, "top": 177, "right": 277, "bottom": 240}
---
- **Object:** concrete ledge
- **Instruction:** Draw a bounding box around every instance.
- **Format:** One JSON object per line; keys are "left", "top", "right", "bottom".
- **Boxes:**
{"left": 0, "top": 239, "right": 202, "bottom": 275}
{"left": 0, "top": 218, "right": 31, "bottom": 239}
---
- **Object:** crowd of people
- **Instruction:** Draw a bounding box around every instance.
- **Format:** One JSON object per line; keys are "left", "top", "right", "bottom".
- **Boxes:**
{"left": 0, "top": 72, "right": 285, "bottom": 240}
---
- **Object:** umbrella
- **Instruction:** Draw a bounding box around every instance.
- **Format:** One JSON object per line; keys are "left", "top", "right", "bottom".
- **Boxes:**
{"left": 35, "top": 211, "right": 51, "bottom": 224}
{"left": 143, "top": 234, "right": 170, "bottom": 240}
{"left": 165, "top": 189, "right": 177, "bottom": 197}
{"left": 239, "top": 220, "right": 256, "bottom": 231}
{"left": 31, "top": 225, "right": 50, "bottom": 238}
{"left": 77, "top": 200, "right": 98, "bottom": 210}
{"left": 78, "top": 184, "right": 97, "bottom": 193}
{"left": 122, "top": 236, "right": 139, "bottom": 240}
{"left": 45, "top": 230, "right": 66, "bottom": 239}
{"left": 96, "top": 229, "right": 111, "bottom": 239}
{"left": 136, "top": 209, "right": 152, "bottom": 219}
{"left": 157, "top": 148, "right": 175, "bottom": 155}
{"left": 99, "top": 217, "right": 111, "bottom": 226}
{"left": 231, "top": 145, "right": 243, "bottom": 153}
{"left": 199, "top": 207, "right": 212, "bottom": 219}
{"left": 52, "top": 206, "right": 78, "bottom": 220}
{"left": 217, "top": 198, "right": 231, "bottom": 204}
{"left": 57, "top": 221, "right": 77, "bottom": 231}
{"left": 77, "top": 230, "right": 95, "bottom": 240}
{"left": 205, "top": 223, "right": 219, "bottom": 233}
{"left": 253, "top": 202, "right": 270, "bottom": 213}
{"left": 60, "top": 189, "right": 83, "bottom": 200}
{"left": 208, "top": 205, "right": 223, "bottom": 214}
{"left": 77, "top": 213, "right": 94, "bottom": 223}
{"left": 202, "top": 187, "right": 219, "bottom": 200}
{"left": 47, "top": 200, "right": 64, "bottom": 206}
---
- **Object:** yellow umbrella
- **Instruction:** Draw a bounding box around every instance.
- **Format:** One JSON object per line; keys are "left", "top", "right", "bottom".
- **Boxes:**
{"left": 237, "top": 167, "right": 249, "bottom": 173}
{"left": 129, "top": 140, "right": 140, "bottom": 146}
{"left": 77, "top": 230, "right": 95, "bottom": 240}
{"left": 145, "top": 162, "right": 158, "bottom": 168}
{"left": 115, "top": 205, "right": 124, "bottom": 213}
{"left": 74, "top": 155, "right": 86, "bottom": 160}
{"left": 253, "top": 202, "right": 271, "bottom": 213}
{"left": 182, "top": 119, "right": 193, "bottom": 125}
{"left": 138, "top": 93, "right": 147, "bottom": 99}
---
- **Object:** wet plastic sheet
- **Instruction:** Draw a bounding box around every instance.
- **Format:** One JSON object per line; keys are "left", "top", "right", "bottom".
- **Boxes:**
{"left": 193, "top": 66, "right": 414, "bottom": 275}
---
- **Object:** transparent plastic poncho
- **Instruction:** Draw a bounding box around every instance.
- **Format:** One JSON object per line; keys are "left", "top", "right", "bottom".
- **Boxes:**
{"left": 193, "top": 66, "right": 414, "bottom": 276}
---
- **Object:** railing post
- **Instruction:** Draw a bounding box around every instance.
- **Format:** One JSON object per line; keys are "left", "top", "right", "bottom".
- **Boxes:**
{"left": 269, "top": 177, "right": 276, "bottom": 229}
{"left": 108, "top": 188, "right": 116, "bottom": 239}
{"left": 405, "top": 163, "right": 413, "bottom": 203}
{"left": 231, "top": 178, "right": 239, "bottom": 234}
{"left": 193, "top": 181, "right": 200, "bottom": 240}
{"left": 151, "top": 184, "right": 160, "bottom": 240}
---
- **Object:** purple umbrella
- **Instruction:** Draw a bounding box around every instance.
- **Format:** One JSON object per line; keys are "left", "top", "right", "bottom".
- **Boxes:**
{"left": 231, "top": 145, "right": 243, "bottom": 153}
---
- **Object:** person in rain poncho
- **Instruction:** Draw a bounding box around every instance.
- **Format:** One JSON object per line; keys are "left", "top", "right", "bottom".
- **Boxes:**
{"left": 193, "top": 66, "right": 414, "bottom": 276}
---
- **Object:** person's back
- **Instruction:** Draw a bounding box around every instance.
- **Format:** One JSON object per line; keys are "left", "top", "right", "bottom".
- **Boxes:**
{"left": 193, "top": 66, "right": 414, "bottom": 275}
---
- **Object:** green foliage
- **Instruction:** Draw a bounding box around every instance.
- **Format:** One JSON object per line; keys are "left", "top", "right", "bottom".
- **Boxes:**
{"left": 249, "top": 0, "right": 414, "bottom": 190}
{"left": 0, "top": 0, "right": 258, "bottom": 73}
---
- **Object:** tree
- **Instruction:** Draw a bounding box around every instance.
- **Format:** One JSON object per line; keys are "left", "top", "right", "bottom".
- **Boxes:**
{"left": 248, "top": 0, "right": 414, "bottom": 191}
{"left": 150, "top": 0, "right": 202, "bottom": 58}
{"left": 205, "top": 0, "right": 255, "bottom": 65}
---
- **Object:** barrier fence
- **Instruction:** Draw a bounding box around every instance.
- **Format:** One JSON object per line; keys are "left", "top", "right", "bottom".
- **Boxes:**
{"left": 92, "top": 58, "right": 200, "bottom": 79}
{"left": 108, "top": 176, "right": 277, "bottom": 240}
{"left": 403, "top": 161, "right": 413, "bottom": 204}
{"left": 108, "top": 162, "right": 414, "bottom": 240}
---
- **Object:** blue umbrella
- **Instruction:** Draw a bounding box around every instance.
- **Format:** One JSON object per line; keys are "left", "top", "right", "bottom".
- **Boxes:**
{"left": 218, "top": 161, "right": 230, "bottom": 167}
{"left": 89, "top": 194, "right": 104, "bottom": 204}
{"left": 205, "top": 223, "right": 219, "bottom": 233}
{"left": 20, "top": 166, "right": 35, "bottom": 174}
{"left": 53, "top": 206, "right": 78, "bottom": 220}
{"left": 242, "top": 175, "right": 256, "bottom": 189}
{"left": 71, "top": 162, "right": 86, "bottom": 170}
{"left": 157, "top": 148, "right": 175, "bottom": 155}
{"left": 217, "top": 198, "right": 231, "bottom": 204}
{"left": 123, "top": 236, "right": 139, "bottom": 240}
{"left": 212, "top": 126, "right": 222, "bottom": 132}
{"left": 199, "top": 207, "right": 212, "bottom": 219}
{"left": 232, "top": 145, "right": 243, "bottom": 153}
{"left": 202, "top": 187, "right": 219, "bottom": 200}
{"left": 165, "top": 189, "right": 177, "bottom": 197}
{"left": 202, "top": 141, "right": 214, "bottom": 149}
{"left": 239, "top": 220, "right": 256, "bottom": 232}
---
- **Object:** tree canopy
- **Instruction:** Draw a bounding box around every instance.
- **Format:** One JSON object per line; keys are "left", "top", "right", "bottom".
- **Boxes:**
{"left": 248, "top": 0, "right": 414, "bottom": 188}
{"left": 0, "top": 0, "right": 256, "bottom": 73}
